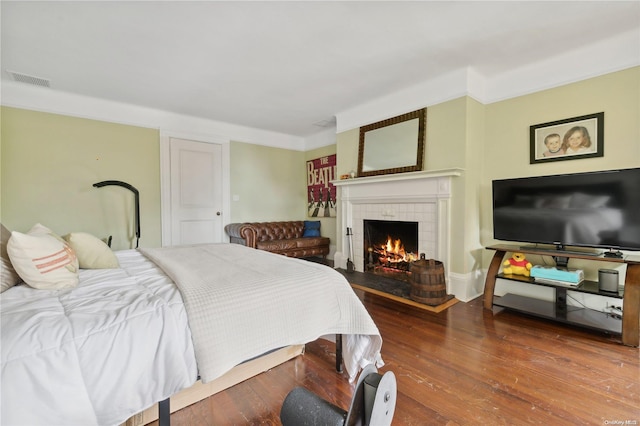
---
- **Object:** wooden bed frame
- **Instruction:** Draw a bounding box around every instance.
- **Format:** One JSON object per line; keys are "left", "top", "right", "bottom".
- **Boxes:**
{"left": 122, "top": 344, "right": 305, "bottom": 426}
{"left": 123, "top": 334, "right": 344, "bottom": 425}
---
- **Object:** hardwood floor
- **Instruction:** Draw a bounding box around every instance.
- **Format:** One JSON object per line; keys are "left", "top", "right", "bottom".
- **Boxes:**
{"left": 152, "top": 289, "right": 639, "bottom": 425}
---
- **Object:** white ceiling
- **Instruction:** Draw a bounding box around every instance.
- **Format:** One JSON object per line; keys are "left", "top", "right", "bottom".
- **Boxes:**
{"left": 2, "top": 1, "right": 639, "bottom": 138}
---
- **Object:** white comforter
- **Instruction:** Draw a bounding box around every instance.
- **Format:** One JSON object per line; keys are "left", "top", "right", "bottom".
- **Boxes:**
{"left": 1, "top": 250, "right": 198, "bottom": 426}
{"left": 1, "top": 245, "right": 382, "bottom": 426}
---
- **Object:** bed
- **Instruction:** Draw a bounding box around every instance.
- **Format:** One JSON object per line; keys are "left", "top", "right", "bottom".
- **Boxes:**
{"left": 1, "top": 229, "right": 382, "bottom": 426}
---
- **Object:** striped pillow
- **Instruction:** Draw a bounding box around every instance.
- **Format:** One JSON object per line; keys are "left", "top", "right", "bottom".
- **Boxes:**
{"left": 7, "top": 223, "right": 79, "bottom": 290}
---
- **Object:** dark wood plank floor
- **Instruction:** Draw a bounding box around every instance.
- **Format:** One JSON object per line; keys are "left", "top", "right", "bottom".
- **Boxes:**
{"left": 152, "top": 289, "right": 639, "bottom": 425}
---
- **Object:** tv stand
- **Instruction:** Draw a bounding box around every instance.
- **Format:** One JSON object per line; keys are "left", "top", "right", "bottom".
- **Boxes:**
{"left": 518, "top": 245, "right": 602, "bottom": 258}
{"left": 604, "top": 250, "right": 624, "bottom": 259}
{"left": 483, "top": 244, "right": 640, "bottom": 347}
{"left": 553, "top": 256, "right": 570, "bottom": 269}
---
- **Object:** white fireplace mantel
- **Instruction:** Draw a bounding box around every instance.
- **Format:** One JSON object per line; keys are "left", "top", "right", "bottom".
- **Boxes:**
{"left": 333, "top": 168, "right": 463, "bottom": 297}
{"left": 332, "top": 168, "right": 462, "bottom": 187}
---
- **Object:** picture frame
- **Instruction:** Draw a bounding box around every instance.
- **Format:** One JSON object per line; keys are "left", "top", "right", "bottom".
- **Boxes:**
{"left": 530, "top": 112, "right": 604, "bottom": 164}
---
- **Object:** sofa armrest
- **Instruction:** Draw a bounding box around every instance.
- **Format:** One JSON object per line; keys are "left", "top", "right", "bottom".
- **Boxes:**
{"left": 225, "top": 223, "right": 244, "bottom": 239}
{"left": 224, "top": 223, "right": 257, "bottom": 247}
{"left": 240, "top": 225, "right": 257, "bottom": 248}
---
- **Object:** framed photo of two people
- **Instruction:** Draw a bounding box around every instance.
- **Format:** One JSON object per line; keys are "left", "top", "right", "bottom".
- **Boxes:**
{"left": 530, "top": 112, "right": 604, "bottom": 164}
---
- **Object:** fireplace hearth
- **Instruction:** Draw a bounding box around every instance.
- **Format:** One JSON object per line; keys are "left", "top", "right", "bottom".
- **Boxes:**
{"left": 364, "top": 219, "right": 418, "bottom": 282}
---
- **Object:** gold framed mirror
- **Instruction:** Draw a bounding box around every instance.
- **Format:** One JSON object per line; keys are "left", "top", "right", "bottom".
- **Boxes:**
{"left": 357, "top": 108, "right": 426, "bottom": 177}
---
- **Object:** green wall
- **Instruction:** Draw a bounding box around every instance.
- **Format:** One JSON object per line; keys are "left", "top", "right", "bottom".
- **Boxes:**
{"left": 2, "top": 66, "right": 637, "bottom": 264}
{"left": 482, "top": 67, "right": 640, "bottom": 241}
{"left": 1, "top": 108, "right": 318, "bottom": 251}
{"left": 229, "top": 141, "right": 307, "bottom": 223}
{"left": 480, "top": 66, "right": 640, "bottom": 274}
{"left": 1, "top": 107, "right": 161, "bottom": 250}
{"left": 336, "top": 66, "right": 640, "bottom": 276}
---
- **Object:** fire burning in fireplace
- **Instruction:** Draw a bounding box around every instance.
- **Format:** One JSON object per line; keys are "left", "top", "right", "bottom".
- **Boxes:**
{"left": 364, "top": 220, "right": 419, "bottom": 281}
{"left": 370, "top": 236, "right": 419, "bottom": 267}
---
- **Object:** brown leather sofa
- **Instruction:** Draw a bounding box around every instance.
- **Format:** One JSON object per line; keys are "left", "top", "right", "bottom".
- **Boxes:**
{"left": 224, "top": 221, "right": 330, "bottom": 259}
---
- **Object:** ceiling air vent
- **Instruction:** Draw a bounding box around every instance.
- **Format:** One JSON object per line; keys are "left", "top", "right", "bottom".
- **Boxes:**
{"left": 313, "top": 117, "right": 336, "bottom": 128}
{"left": 7, "top": 70, "right": 51, "bottom": 88}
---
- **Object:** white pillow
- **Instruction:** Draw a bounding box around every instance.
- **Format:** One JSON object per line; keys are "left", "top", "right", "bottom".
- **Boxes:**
{"left": 7, "top": 223, "right": 79, "bottom": 290}
{"left": 63, "top": 232, "right": 119, "bottom": 269}
{"left": 1, "top": 223, "right": 22, "bottom": 293}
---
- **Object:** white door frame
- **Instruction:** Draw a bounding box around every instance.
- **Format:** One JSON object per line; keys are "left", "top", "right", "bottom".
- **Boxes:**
{"left": 160, "top": 130, "right": 231, "bottom": 247}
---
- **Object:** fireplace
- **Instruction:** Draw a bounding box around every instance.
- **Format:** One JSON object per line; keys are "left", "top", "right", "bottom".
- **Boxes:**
{"left": 363, "top": 220, "right": 418, "bottom": 281}
{"left": 333, "top": 169, "right": 462, "bottom": 297}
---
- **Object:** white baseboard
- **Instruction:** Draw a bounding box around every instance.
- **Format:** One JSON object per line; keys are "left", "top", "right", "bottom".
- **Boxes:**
{"left": 448, "top": 270, "right": 486, "bottom": 302}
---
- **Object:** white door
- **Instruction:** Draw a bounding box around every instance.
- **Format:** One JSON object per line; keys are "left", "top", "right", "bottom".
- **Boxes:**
{"left": 169, "top": 138, "right": 223, "bottom": 245}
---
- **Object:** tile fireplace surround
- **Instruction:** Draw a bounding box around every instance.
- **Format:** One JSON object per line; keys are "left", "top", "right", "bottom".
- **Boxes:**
{"left": 333, "top": 169, "right": 463, "bottom": 297}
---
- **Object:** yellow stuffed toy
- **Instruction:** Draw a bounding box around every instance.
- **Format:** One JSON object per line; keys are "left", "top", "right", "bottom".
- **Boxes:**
{"left": 502, "top": 252, "right": 532, "bottom": 277}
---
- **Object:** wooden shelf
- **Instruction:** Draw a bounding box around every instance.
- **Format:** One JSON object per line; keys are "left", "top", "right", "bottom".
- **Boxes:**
{"left": 494, "top": 294, "right": 622, "bottom": 335}
{"left": 496, "top": 273, "right": 624, "bottom": 298}
{"left": 487, "top": 244, "right": 634, "bottom": 263}
{"left": 483, "top": 244, "right": 639, "bottom": 347}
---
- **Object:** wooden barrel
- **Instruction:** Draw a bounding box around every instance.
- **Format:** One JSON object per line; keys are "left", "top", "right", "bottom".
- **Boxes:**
{"left": 409, "top": 254, "right": 449, "bottom": 305}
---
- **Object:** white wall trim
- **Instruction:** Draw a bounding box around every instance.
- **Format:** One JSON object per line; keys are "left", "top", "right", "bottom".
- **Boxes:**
{"left": 483, "top": 28, "right": 640, "bottom": 104}
{"left": 336, "top": 68, "right": 471, "bottom": 133}
{"left": 303, "top": 126, "right": 337, "bottom": 151}
{"left": 336, "top": 29, "right": 640, "bottom": 133}
{"left": 1, "top": 81, "right": 305, "bottom": 151}
{"left": 448, "top": 271, "right": 484, "bottom": 303}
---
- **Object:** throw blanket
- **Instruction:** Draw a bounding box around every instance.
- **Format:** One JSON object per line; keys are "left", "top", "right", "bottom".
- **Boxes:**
{"left": 140, "top": 243, "right": 382, "bottom": 382}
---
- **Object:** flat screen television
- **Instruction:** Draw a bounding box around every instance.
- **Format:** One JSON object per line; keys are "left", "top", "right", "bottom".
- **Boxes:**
{"left": 492, "top": 168, "right": 640, "bottom": 253}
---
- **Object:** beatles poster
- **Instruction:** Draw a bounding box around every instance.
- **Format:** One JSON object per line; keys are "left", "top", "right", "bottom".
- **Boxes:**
{"left": 307, "top": 154, "right": 337, "bottom": 217}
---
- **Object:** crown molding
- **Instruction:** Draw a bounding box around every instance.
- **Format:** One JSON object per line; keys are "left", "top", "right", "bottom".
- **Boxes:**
{"left": 336, "top": 28, "right": 640, "bottom": 133}
{"left": 0, "top": 81, "right": 306, "bottom": 151}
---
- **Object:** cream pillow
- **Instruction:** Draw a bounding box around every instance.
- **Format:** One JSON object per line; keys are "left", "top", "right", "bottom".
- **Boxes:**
{"left": 7, "top": 223, "right": 79, "bottom": 290}
{"left": 63, "top": 232, "right": 119, "bottom": 269}
{"left": 1, "top": 223, "right": 22, "bottom": 292}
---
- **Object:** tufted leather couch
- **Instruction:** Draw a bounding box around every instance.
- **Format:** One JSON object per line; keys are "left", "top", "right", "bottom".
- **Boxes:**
{"left": 224, "top": 221, "right": 330, "bottom": 259}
